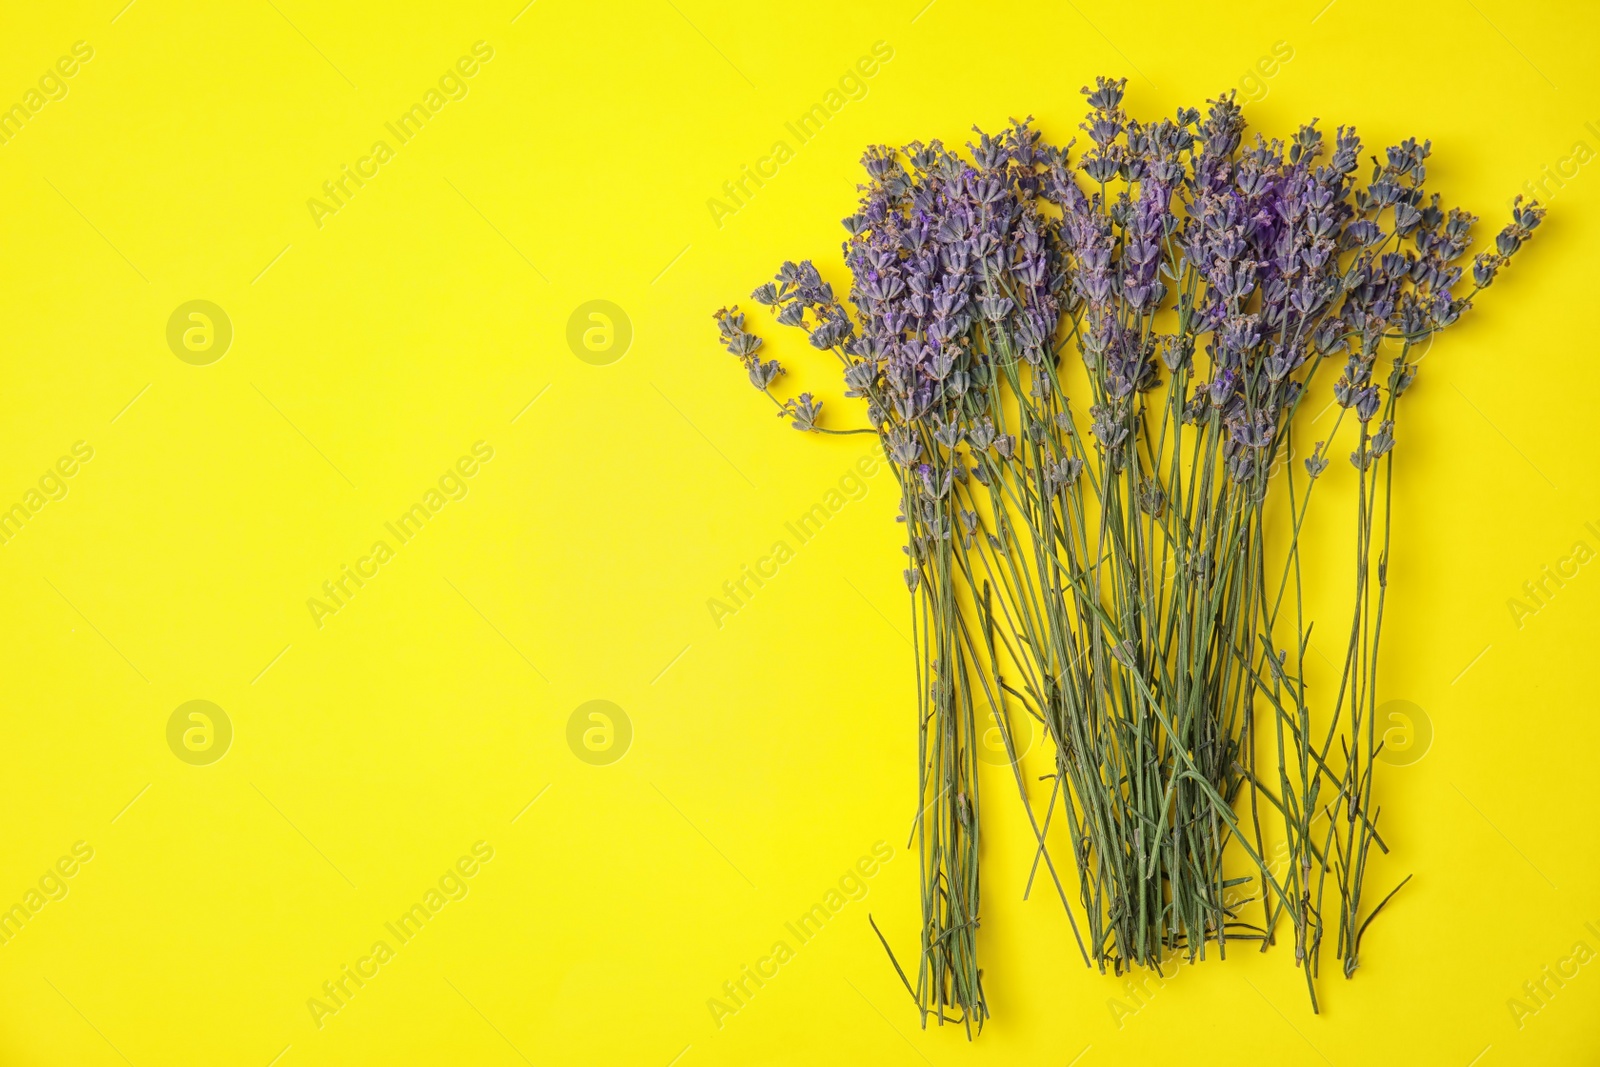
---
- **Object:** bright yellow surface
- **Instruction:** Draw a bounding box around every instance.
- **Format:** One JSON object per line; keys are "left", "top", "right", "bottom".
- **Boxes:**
{"left": 0, "top": 0, "right": 1595, "bottom": 1063}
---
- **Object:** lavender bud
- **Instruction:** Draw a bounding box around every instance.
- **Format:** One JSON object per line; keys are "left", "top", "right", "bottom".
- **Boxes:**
{"left": 1355, "top": 386, "right": 1380, "bottom": 421}
{"left": 1371, "top": 420, "right": 1395, "bottom": 457}
{"left": 1090, "top": 406, "right": 1130, "bottom": 449}
{"left": 747, "top": 359, "right": 782, "bottom": 390}
{"left": 1314, "top": 318, "right": 1346, "bottom": 354}
{"left": 1472, "top": 252, "right": 1500, "bottom": 288}
{"left": 1159, "top": 335, "right": 1194, "bottom": 373}
{"left": 1390, "top": 363, "right": 1417, "bottom": 397}
{"left": 968, "top": 417, "right": 997, "bottom": 452}
{"left": 1208, "top": 370, "right": 1237, "bottom": 407}
{"left": 887, "top": 427, "right": 921, "bottom": 466}
{"left": 844, "top": 360, "right": 878, "bottom": 397}
{"left": 787, "top": 392, "right": 823, "bottom": 431}
{"left": 1137, "top": 476, "right": 1165, "bottom": 515}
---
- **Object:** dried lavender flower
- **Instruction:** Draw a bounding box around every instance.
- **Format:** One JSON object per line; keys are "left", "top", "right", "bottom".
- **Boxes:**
{"left": 711, "top": 79, "right": 1545, "bottom": 1027}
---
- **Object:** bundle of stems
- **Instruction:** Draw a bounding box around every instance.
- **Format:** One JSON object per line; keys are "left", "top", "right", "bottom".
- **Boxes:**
{"left": 1255, "top": 164, "right": 1545, "bottom": 985}
{"left": 719, "top": 287, "right": 993, "bottom": 1034}
{"left": 713, "top": 77, "right": 1542, "bottom": 1020}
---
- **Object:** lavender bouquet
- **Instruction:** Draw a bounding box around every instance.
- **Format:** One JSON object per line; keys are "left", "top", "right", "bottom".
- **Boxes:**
{"left": 714, "top": 78, "right": 1541, "bottom": 1025}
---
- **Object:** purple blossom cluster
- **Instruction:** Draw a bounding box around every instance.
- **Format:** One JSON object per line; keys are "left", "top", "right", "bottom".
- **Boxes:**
{"left": 716, "top": 76, "right": 1541, "bottom": 490}
{"left": 729, "top": 121, "right": 1075, "bottom": 451}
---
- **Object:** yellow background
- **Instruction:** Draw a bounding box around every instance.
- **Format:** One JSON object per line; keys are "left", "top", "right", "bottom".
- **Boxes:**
{"left": 0, "top": 0, "right": 1596, "bottom": 1063}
